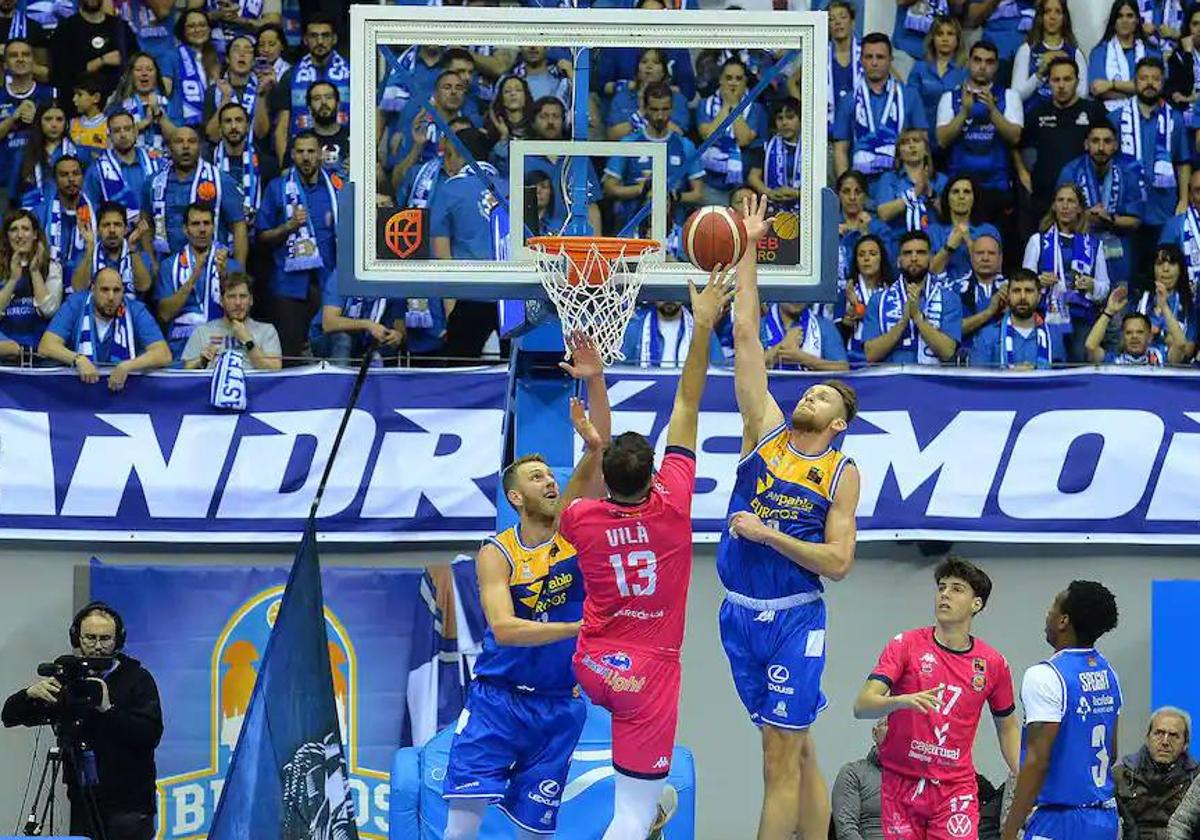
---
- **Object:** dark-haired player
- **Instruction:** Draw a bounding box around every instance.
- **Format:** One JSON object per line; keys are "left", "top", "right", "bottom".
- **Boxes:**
{"left": 718, "top": 194, "right": 861, "bottom": 840}
{"left": 441, "top": 333, "right": 609, "bottom": 840}
{"left": 559, "top": 265, "right": 735, "bottom": 840}
{"left": 1001, "top": 581, "right": 1123, "bottom": 840}
{"left": 853, "top": 557, "right": 1021, "bottom": 840}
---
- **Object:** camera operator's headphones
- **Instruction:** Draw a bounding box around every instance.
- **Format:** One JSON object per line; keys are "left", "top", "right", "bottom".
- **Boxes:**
{"left": 69, "top": 601, "right": 126, "bottom": 651}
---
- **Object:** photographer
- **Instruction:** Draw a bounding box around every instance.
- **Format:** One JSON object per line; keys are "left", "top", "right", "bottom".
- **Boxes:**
{"left": 2, "top": 602, "right": 163, "bottom": 840}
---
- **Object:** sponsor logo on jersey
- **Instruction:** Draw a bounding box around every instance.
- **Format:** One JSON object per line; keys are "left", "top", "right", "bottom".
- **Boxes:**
{"left": 972, "top": 673, "right": 987, "bottom": 692}
{"left": 1080, "top": 670, "right": 1111, "bottom": 692}
{"left": 920, "top": 652, "right": 937, "bottom": 675}
{"left": 946, "top": 813, "right": 972, "bottom": 837}
{"left": 933, "top": 723, "right": 950, "bottom": 746}
{"left": 806, "top": 467, "right": 824, "bottom": 484}
{"left": 580, "top": 654, "right": 646, "bottom": 694}
{"left": 615, "top": 607, "right": 665, "bottom": 621}
{"left": 773, "top": 700, "right": 788, "bottom": 718}
{"left": 601, "top": 652, "right": 633, "bottom": 672}
{"left": 972, "top": 657, "right": 987, "bottom": 675}
{"left": 653, "top": 756, "right": 670, "bottom": 770}
{"left": 1076, "top": 696, "right": 1092, "bottom": 719}
{"left": 909, "top": 739, "right": 961, "bottom": 762}
{"left": 529, "top": 778, "right": 562, "bottom": 807}
{"left": 767, "top": 664, "right": 795, "bottom": 695}
{"left": 754, "top": 610, "right": 776, "bottom": 622}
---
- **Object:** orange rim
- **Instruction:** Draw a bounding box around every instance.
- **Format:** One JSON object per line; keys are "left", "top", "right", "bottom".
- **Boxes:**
{"left": 528, "top": 235, "right": 660, "bottom": 260}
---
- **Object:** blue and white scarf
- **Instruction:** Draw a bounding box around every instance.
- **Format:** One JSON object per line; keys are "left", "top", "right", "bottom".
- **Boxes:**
{"left": 827, "top": 37, "right": 862, "bottom": 122}
{"left": 1181, "top": 205, "right": 1200, "bottom": 284}
{"left": 902, "top": 186, "right": 931, "bottom": 233}
{"left": 97, "top": 148, "right": 157, "bottom": 226}
{"left": 343, "top": 296, "right": 387, "bottom": 323}
{"left": 407, "top": 158, "right": 441, "bottom": 208}
{"left": 45, "top": 193, "right": 93, "bottom": 265}
{"left": 168, "top": 245, "right": 222, "bottom": 341}
{"left": 1118, "top": 100, "right": 1176, "bottom": 189}
{"left": 1114, "top": 347, "right": 1165, "bottom": 365}
{"left": 1075, "top": 158, "right": 1126, "bottom": 215}
{"left": 1030, "top": 42, "right": 1077, "bottom": 103}
{"left": 405, "top": 297, "right": 432, "bottom": 329}
{"left": 639, "top": 306, "right": 693, "bottom": 368}
{"left": 764, "top": 135, "right": 801, "bottom": 207}
{"left": 1000, "top": 312, "right": 1052, "bottom": 368}
{"left": 877, "top": 275, "right": 945, "bottom": 365}
{"left": 25, "top": 136, "right": 77, "bottom": 207}
{"left": 1038, "top": 227, "right": 1098, "bottom": 327}
{"left": 175, "top": 45, "right": 208, "bottom": 126}
{"left": 1104, "top": 37, "right": 1147, "bottom": 111}
{"left": 7, "top": 9, "right": 26, "bottom": 39}
{"left": 208, "top": 0, "right": 264, "bottom": 54}
{"left": 903, "top": 0, "right": 949, "bottom": 34}
{"left": 378, "top": 45, "right": 417, "bottom": 113}
{"left": 151, "top": 160, "right": 221, "bottom": 254}
{"left": 283, "top": 167, "right": 338, "bottom": 273}
{"left": 214, "top": 140, "right": 259, "bottom": 221}
{"left": 291, "top": 52, "right": 350, "bottom": 130}
{"left": 699, "top": 94, "right": 743, "bottom": 187}
{"left": 1135, "top": 288, "right": 1189, "bottom": 345}
{"left": 209, "top": 347, "right": 247, "bottom": 410}
{"left": 74, "top": 293, "right": 135, "bottom": 363}
{"left": 212, "top": 72, "right": 259, "bottom": 123}
{"left": 121, "top": 93, "right": 170, "bottom": 156}
{"left": 852, "top": 77, "right": 903, "bottom": 175}
{"left": 93, "top": 240, "right": 134, "bottom": 295}
{"left": 957, "top": 272, "right": 1001, "bottom": 315}
{"left": 763, "top": 304, "right": 822, "bottom": 370}
{"left": 993, "top": 0, "right": 1035, "bottom": 31}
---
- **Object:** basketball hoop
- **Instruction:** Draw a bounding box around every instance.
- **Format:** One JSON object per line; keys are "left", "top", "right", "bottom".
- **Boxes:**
{"left": 528, "top": 235, "right": 662, "bottom": 365}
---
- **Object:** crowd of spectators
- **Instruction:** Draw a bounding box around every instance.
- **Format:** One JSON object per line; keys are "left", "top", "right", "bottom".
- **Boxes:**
{"left": 2, "top": 0, "right": 1200, "bottom": 379}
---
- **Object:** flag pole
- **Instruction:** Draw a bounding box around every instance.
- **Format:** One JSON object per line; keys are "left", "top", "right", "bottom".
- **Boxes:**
{"left": 307, "top": 343, "right": 379, "bottom": 525}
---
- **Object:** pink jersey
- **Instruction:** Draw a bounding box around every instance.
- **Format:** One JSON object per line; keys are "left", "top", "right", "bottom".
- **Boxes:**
{"left": 558, "top": 449, "right": 696, "bottom": 658}
{"left": 871, "top": 627, "right": 1015, "bottom": 784}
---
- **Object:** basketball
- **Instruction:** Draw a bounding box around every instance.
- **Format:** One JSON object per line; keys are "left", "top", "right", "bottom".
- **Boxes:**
{"left": 682, "top": 206, "right": 749, "bottom": 272}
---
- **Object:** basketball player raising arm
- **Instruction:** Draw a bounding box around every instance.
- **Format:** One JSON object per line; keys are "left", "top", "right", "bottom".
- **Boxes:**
{"left": 717, "top": 193, "right": 862, "bottom": 840}
{"left": 441, "top": 332, "right": 610, "bottom": 840}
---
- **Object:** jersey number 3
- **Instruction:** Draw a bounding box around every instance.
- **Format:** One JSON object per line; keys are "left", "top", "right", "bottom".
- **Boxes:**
{"left": 609, "top": 550, "right": 658, "bottom": 597}
{"left": 1091, "top": 723, "right": 1110, "bottom": 787}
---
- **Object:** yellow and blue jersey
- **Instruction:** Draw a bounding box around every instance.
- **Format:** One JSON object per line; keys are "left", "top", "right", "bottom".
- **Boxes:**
{"left": 717, "top": 423, "right": 854, "bottom": 600}
{"left": 472, "top": 527, "right": 584, "bottom": 696}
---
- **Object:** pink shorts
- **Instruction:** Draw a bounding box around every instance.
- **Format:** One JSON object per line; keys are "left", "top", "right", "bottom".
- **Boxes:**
{"left": 880, "top": 771, "right": 980, "bottom": 840}
{"left": 573, "top": 641, "right": 680, "bottom": 778}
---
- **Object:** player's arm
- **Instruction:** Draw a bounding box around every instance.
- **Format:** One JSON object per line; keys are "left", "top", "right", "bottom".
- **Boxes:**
{"left": 476, "top": 543, "right": 581, "bottom": 647}
{"left": 999, "top": 721, "right": 1059, "bottom": 840}
{"left": 665, "top": 264, "right": 735, "bottom": 451}
{"left": 729, "top": 461, "right": 860, "bottom": 581}
{"left": 852, "top": 674, "right": 943, "bottom": 720}
{"left": 559, "top": 331, "right": 611, "bottom": 499}
{"left": 994, "top": 710, "right": 1022, "bottom": 777}
{"left": 563, "top": 396, "right": 605, "bottom": 506}
{"left": 731, "top": 193, "right": 786, "bottom": 457}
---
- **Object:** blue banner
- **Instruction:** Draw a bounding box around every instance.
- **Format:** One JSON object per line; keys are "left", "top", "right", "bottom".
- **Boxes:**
{"left": 90, "top": 559, "right": 450, "bottom": 840}
{"left": 5, "top": 367, "right": 1200, "bottom": 542}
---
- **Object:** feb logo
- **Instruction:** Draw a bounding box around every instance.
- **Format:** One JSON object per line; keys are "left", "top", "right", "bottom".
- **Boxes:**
{"left": 155, "top": 587, "right": 390, "bottom": 839}
{"left": 383, "top": 209, "right": 424, "bottom": 259}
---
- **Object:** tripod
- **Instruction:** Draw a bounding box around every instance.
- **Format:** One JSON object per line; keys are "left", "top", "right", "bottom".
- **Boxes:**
{"left": 22, "top": 725, "right": 109, "bottom": 840}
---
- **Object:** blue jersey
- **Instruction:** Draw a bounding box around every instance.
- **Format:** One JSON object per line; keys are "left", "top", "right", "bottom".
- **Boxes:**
{"left": 716, "top": 424, "right": 854, "bottom": 600}
{"left": 472, "top": 527, "right": 584, "bottom": 696}
{"left": 1022, "top": 648, "right": 1123, "bottom": 807}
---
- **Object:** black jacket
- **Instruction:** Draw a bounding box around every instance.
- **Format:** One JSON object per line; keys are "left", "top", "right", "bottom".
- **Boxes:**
{"left": 2, "top": 654, "right": 163, "bottom": 815}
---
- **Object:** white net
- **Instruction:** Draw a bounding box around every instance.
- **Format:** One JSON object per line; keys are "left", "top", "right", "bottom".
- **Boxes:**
{"left": 530, "top": 238, "right": 662, "bottom": 366}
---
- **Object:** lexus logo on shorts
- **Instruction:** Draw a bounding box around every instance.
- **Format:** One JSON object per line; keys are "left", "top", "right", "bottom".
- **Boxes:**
{"left": 946, "top": 813, "right": 972, "bottom": 837}
{"left": 538, "top": 780, "right": 561, "bottom": 798}
{"left": 768, "top": 665, "right": 790, "bottom": 684}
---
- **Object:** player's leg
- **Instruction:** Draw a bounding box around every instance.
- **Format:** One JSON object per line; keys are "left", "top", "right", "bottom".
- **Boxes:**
{"left": 879, "top": 771, "right": 927, "bottom": 840}
{"left": 443, "top": 799, "right": 489, "bottom": 840}
{"left": 499, "top": 693, "right": 587, "bottom": 837}
{"left": 1024, "top": 805, "right": 1120, "bottom": 840}
{"left": 442, "top": 682, "right": 523, "bottom": 838}
{"left": 796, "top": 729, "right": 831, "bottom": 840}
{"left": 602, "top": 772, "right": 668, "bottom": 840}
{"left": 758, "top": 724, "right": 804, "bottom": 839}
{"left": 925, "top": 783, "right": 980, "bottom": 840}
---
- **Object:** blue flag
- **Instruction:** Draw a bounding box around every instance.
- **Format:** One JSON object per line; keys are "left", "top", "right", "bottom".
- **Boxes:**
{"left": 208, "top": 524, "right": 360, "bottom": 840}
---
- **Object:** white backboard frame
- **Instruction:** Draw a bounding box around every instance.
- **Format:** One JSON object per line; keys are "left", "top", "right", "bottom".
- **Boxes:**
{"left": 345, "top": 5, "right": 833, "bottom": 302}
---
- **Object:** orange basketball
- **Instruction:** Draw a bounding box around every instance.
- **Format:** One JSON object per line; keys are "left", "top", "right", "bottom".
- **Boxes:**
{"left": 682, "top": 206, "right": 748, "bottom": 272}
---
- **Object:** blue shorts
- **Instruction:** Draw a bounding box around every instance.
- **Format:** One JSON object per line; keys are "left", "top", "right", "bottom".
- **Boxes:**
{"left": 443, "top": 679, "right": 586, "bottom": 835}
{"left": 719, "top": 596, "right": 827, "bottom": 730}
{"left": 1025, "top": 805, "right": 1119, "bottom": 840}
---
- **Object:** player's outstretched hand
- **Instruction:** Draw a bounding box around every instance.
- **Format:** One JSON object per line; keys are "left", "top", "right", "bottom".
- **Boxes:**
{"left": 895, "top": 685, "right": 943, "bottom": 715}
{"left": 570, "top": 396, "right": 604, "bottom": 452}
{"left": 739, "top": 193, "right": 776, "bottom": 245}
{"left": 689, "top": 263, "right": 735, "bottom": 329}
{"left": 728, "top": 510, "right": 774, "bottom": 544}
{"left": 558, "top": 330, "right": 604, "bottom": 380}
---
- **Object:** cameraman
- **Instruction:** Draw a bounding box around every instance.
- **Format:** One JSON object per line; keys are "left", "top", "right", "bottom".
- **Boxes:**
{"left": 2, "top": 602, "right": 163, "bottom": 840}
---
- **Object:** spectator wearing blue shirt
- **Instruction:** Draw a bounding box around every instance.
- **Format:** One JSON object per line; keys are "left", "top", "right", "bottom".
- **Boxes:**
{"left": 620, "top": 301, "right": 725, "bottom": 368}
{"left": 1086, "top": 288, "right": 1173, "bottom": 365}
{"left": 839, "top": 233, "right": 894, "bottom": 363}
{"left": 140, "top": 126, "right": 248, "bottom": 265}
{"left": 39, "top": 266, "right": 170, "bottom": 387}
{"left": 760, "top": 302, "right": 849, "bottom": 371}
{"left": 511, "top": 46, "right": 572, "bottom": 111}
{"left": 38, "top": 156, "right": 95, "bottom": 292}
{"left": 430, "top": 127, "right": 507, "bottom": 359}
{"left": 747, "top": 98, "right": 805, "bottom": 217}
{"left": 826, "top": 2, "right": 863, "bottom": 134}
{"left": 83, "top": 111, "right": 159, "bottom": 232}
{"left": 1110, "top": 56, "right": 1190, "bottom": 291}
{"left": 697, "top": 58, "right": 768, "bottom": 206}
{"left": 70, "top": 200, "right": 154, "bottom": 297}
{"left": 1088, "top": 0, "right": 1159, "bottom": 113}
{"left": 388, "top": 70, "right": 474, "bottom": 197}
{"left": 873, "top": 129, "right": 946, "bottom": 243}
{"left": 1132, "top": 243, "right": 1198, "bottom": 361}
{"left": 1057, "top": 123, "right": 1142, "bottom": 289}
{"left": 0, "top": 40, "right": 56, "bottom": 203}
{"left": 602, "top": 81, "right": 703, "bottom": 236}
{"left": 0, "top": 209, "right": 60, "bottom": 352}
{"left": 904, "top": 15, "right": 967, "bottom": 150}
{"left": 110, "top": 52, "right": 179, "bottom": 161}
{"left": 596, "top": 0, "right": 696, "bottom": 103}
{"left": 157, "top": 202, "right": 242, "bottom": 358}
{"left": 833, "top": 34, "right": 927, "bottom": 186}
{"left": 310, "top": 269, "right": 404, "bottom": 366}
{"left": 970, "top": 268, "right": 1064, "bottom": 368}
{"left": 18, "top": 104, "right": 81, "bottom": 212}
{"left": 811, "top": 0, "right": 864, "bottom": 37}
{"left": 964, "top": 0, "right": 1036, "bottom": 82}
{"left": 1009, "top": 0, "right": 1087, "bottom": 119}
{"left": 863, "top": 229, "right": 963, "bottom": 365}
{"left": 257, "top": 131, "right": 341, "bottom": 360}
{"left": 955, "top": 232, "right": 1008, "bottom": 356}
{"left": 1158, "top": 170, "right": 1200, "bottom": 285}
{"left": 605, "top": 48, "right": 691, "bottom": 141}
{"left": 378, "top": 44, "right": 442, "bottom": 120}
{"left": 935, "top": 41, "right": 1024, "bottom": 270}
{"left": 523, "top": 97, "right": 602, "bottom": 234}
{"left": 836, "top": 170, "right": 895, "bottom": 286}
{"left": 930, "top": 174, "right": 1001, "bottom": 280}
{"left": 270, "top": 15, "right": 350, "bottom": 165}
{"left": 891, "top": 0, "right": 966, "bottom": 71}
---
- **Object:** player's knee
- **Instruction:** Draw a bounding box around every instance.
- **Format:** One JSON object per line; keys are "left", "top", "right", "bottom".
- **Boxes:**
{"left": 761, "top": 726, "right": 805, "bottom": 786}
